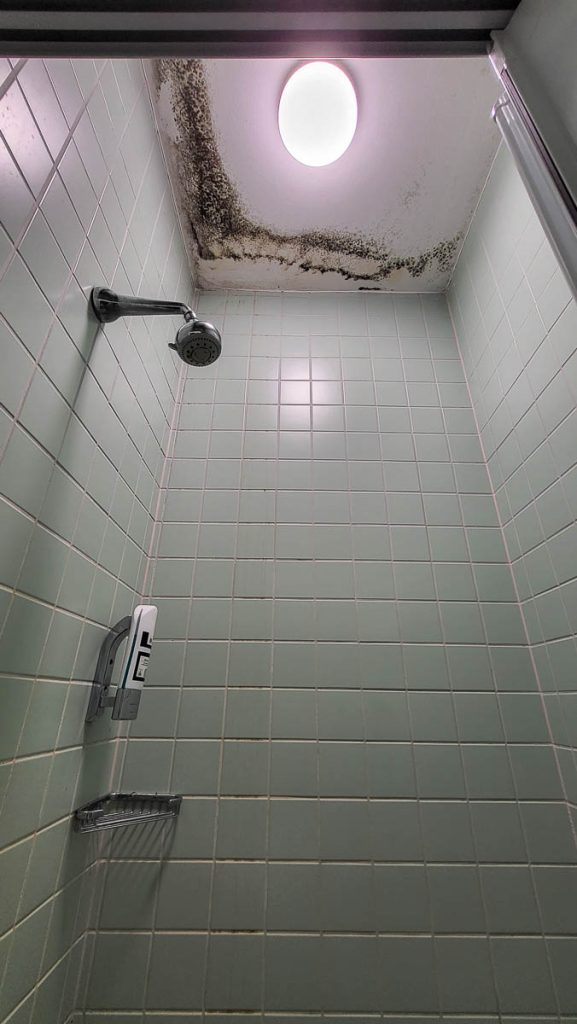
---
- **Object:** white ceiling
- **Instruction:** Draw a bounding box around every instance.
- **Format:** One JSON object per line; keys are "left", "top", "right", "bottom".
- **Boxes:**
{"left": 155, "top": 56, "right": 501, "bottom": 292}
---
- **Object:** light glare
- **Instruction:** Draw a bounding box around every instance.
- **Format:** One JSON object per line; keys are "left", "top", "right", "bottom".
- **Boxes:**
{"left": 278, "top": 61, "right": 357, "bottom": 167}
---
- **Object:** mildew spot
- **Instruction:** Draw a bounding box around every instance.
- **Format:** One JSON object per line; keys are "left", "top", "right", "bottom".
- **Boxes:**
{"left": 155, "top": 59, "right": 461, "bottom": 287}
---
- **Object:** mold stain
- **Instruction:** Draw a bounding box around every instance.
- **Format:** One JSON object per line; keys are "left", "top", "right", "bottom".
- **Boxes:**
{"left": 155, "top": 59, "right": 461, "bottom": 287}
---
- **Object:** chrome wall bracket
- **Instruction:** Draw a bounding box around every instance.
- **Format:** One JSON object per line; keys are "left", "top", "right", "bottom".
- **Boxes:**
{"left": 85, "top": 616, "right": 132, "bottom": 723}
{"left": 90, "top": 287, "right": 192, "bottom": 324}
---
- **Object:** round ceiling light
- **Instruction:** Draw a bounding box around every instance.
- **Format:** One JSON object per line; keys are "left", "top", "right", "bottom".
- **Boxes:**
{"left": 278, "top": 61, "right": 357, "bottom": 167}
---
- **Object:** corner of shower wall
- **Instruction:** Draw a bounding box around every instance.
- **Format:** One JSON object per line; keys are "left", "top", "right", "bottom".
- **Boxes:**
{"left": 0, "top": 54, "right": 193, "bottom": 1024}
{"left": 448, "top": 141, "right": 577, "bottom": 836}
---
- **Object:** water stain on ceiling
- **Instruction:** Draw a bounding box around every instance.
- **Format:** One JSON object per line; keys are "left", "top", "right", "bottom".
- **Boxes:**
{"left": 152, "top": 56, "right": 500, "bottom": 292}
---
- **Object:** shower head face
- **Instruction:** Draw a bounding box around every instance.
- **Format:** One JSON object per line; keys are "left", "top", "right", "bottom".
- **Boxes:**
{"left": 171, "top": 319, "right": 222, "bottom": 366}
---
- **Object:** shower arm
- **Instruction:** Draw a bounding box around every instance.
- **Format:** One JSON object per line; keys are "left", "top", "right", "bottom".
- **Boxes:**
{"left": 91, "top": 287, "right": 194, "bottom": 325}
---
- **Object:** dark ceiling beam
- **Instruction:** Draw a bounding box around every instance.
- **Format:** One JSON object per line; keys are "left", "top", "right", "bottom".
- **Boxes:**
{"left": 0, "top": 1, "right": 520, "bottom": 9}
{"left": 0, "top": 2, "right": 522, "bottom": 58}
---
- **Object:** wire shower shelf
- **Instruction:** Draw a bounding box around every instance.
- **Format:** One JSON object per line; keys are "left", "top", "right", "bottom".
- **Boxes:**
{"left": 73, "top": 792, "right": 182, "bottom": 833}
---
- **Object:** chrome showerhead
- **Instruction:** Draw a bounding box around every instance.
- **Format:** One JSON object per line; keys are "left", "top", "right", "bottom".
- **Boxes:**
{"left": 169, "top": 317, "right": 222, "bottom": 367}
{"left": 90, "top": 287, "right": 222, "bottom": 366}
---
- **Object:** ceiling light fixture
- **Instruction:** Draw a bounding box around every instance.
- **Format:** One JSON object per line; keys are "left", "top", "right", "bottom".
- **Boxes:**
{"left": 278, "top": 61, "right": 358, "bottom": 167}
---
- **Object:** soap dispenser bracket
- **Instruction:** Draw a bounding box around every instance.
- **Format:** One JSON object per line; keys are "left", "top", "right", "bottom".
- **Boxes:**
{"left": 86, "top": 605, "right": 158, "bottom": 724}
{"left": 85, "top": 616, "right": 132, "bottom": 723}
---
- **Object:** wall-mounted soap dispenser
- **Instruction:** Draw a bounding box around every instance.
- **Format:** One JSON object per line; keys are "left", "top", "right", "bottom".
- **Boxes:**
{"left": 85, "top": 605, "right": 157, "bottom": 723}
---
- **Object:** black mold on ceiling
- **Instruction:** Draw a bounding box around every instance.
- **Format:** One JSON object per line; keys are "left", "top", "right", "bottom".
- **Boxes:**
{"left": 155, "top": 58, "right": 461, "bottom": 288}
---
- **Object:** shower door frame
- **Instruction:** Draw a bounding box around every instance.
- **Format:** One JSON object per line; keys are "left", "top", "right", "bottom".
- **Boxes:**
{"left": 0, "top": 1, "right": 521, "bottom": 58}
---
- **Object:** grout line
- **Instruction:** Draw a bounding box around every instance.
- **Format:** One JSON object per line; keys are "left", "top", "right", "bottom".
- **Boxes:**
{"left": 445, "top": 140, "right": 505, "bottom": 293}
{"left": 0, "top": 57, "right": 27, "bottom": 101}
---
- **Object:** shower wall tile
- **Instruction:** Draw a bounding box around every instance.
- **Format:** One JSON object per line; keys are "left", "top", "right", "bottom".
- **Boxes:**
{"left": 87, "top": 285, "right": 575, "bottom": 1021}
{"left": 449, "top": 143, "right": 577, "bottom": 807}
{"left": 0, "top": 55, "right": 190, "bottom": 1024}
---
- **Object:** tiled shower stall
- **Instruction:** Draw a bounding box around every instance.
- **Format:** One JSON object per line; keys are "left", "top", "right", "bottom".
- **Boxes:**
{"left": 1, "top": 55, "right": 577, "bottom": 1024}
